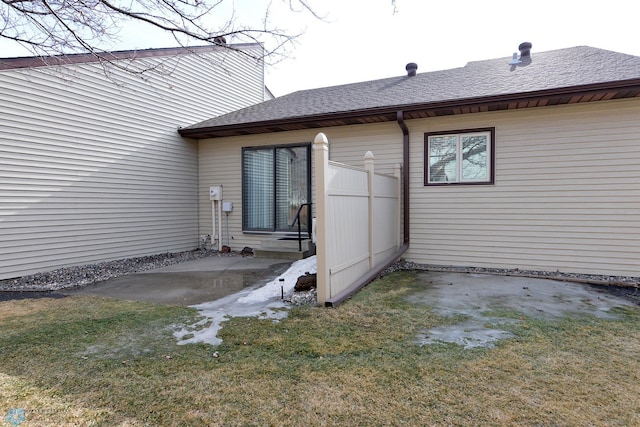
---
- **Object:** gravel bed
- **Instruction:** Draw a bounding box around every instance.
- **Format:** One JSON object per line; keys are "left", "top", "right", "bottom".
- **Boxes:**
{"left": 0, "top": 250, "right": 234, "bottom": 292}
{"left": 286, "top": 289, "right": 318, "bottom": 306}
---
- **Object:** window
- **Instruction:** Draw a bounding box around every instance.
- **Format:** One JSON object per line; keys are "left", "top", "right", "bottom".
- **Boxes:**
{"left": 242, "top": 144, "right": 311, "bottom": 232}
{"left": 425, "top": 128, "right": 494, "bottom": 185}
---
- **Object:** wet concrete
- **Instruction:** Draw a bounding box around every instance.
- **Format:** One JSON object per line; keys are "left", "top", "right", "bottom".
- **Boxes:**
{"left": 409, "top": 272, "right": 636, "bottom": 349}
{"left": 63, "top": 257, "right": 293, "bottom": 306}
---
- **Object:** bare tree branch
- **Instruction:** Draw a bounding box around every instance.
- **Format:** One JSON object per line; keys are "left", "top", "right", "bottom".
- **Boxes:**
{"left": 0, "top": 0, "right": 318, "bottom": 71}
{"left": 430, "top": 140, "right": 487, "bottom": 182}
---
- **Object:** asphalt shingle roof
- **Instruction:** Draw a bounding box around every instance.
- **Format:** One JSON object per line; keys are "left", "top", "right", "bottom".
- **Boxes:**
{"left": 183, "top": 46, "right": 640, "bottom": 132}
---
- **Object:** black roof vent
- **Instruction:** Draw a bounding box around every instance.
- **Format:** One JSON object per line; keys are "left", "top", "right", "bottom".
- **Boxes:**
{"left": 406, "top": 62, "right": 418, "bottom": 77}
{"left": 518, "top": 42, "right": 532, "bottom": 57}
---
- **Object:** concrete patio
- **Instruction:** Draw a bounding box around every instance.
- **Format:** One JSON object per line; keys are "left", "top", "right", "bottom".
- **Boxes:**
{"left": 62, "top": 256, "right": 294, "bottom": 305}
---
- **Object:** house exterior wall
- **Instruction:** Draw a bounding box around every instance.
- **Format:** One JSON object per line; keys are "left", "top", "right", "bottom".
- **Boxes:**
{"left": 199, "top": 98, "right": 640, "bottom": 278}
{"left": 0, "top": 46, "right": 266, "bottom": 279}
{"left": 407, "top": 98, "right": 640, "bottom": 277}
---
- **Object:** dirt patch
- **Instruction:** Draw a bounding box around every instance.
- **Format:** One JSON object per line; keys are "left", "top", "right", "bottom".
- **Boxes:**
{"left": 588, "top": 283, "right": 640, "bottom": 305}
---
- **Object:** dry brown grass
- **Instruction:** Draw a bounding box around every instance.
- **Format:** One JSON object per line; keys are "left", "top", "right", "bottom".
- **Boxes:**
{"left": 1, "top": 273, "right": 639, "bottom": 426}
{"left": 0, "top": 297, "right": 70, "bottom": 321}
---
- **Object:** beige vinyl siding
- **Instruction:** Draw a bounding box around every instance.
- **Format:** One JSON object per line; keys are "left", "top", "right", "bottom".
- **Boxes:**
{"left": 325, "top": 123, "right": 404, "bottom": 175}
{"left": 199, "top": 98, "right": 639, "bottom": 278}
{"left": 407, "top": 98, "right": 640, "bottom": 277}
{"left": 0, "top": 46, "right": 265, "bottom": 279}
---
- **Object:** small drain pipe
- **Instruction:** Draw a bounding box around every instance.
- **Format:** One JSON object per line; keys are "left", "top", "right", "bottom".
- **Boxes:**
{"left": 324, "top": 111, "right": 411, "bottom": 307}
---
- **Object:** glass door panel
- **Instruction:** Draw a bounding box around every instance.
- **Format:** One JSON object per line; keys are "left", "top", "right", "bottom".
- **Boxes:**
{"left": 242, "top": 144, "right": 310, "bottom": 232}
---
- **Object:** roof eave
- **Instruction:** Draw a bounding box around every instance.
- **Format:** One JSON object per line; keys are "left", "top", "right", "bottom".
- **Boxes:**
{"left": 179, "top": 79, "right": 640, "bottom": 139}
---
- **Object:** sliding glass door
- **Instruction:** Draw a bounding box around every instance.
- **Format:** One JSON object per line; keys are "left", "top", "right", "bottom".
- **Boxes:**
{"left": 242, "top": 144, "right": 310, "bottom": 232}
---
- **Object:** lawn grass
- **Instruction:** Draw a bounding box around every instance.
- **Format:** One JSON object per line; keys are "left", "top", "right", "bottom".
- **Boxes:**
{"left": 1, "top": 271, "right": 639, "bottom": 426}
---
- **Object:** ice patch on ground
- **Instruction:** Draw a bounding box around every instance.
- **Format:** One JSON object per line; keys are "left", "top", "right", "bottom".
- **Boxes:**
{"left": 174, "top": 256, "right": 317, "bottom": 346}
{"left": 411, "top": 272, "right": 635, "bottom": 349}
{"left": 416, "top": 319, "right": 518, "bottom": 349}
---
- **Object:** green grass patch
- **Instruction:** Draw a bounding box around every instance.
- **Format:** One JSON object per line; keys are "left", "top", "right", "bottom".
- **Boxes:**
{"left": 1, "top": 272, "right": 639, "bottom": 426}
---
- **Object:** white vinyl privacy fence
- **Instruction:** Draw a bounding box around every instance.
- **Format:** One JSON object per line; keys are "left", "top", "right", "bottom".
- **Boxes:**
{"left": 313, "top": 133, "right": 401, "bottom": 305}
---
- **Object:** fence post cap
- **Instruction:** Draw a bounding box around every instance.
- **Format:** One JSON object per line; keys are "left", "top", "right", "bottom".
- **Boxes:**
{"left": 314, "top": 132, "right": 328, "bottom": 144}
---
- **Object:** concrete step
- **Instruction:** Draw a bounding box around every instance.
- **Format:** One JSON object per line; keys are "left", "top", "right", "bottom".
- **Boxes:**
{"left": 253, "top": 249, "right": 309, "bottom": 260}
{"left": 255, "top": 237, "right": 315, "bottom": 260}
{"left": 260, "top": 237, "right": 314, "bottom": 251}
